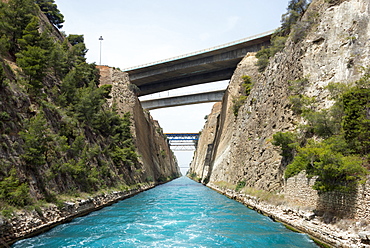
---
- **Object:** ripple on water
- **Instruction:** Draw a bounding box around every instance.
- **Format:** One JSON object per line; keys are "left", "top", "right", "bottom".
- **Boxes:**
{"left": 13, "top": 177, "right": 318, "bottom": 248}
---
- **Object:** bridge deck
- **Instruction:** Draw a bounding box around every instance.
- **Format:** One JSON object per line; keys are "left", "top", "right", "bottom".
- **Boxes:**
{"left": 165, "top": 133, "right": 199, "bottom": 141}
{"left": 124, "top": 30, "right": 274, "bottom": 96}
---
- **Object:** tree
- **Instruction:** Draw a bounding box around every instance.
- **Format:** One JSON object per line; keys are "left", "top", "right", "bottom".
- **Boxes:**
{"left": 0, "top": 0, "right": 36, "bottom": 56}
{"left": 16, "top": 16, "right": 49, "bottom": 91}
{"left": 67, "top": 34, "right": 88, "bottom": 64}
{"left": 286, "top": 141, "right": 367, "bottom": 192}
{"left": 17, "top": 16, "right": 42, "bottom": 48}
{"left": 35, "top": 0, "right": 64, "bottom": 29}
{"left": 342, "top": 87, "right": 370, "bottom": 156}
{"left": 20, "top": 111, "right": 51, "bottom": 168}
{"left": 280, "top": 0, "right": 309, "bottom": 36}
{"left": 0, "top": 168, "right": 31, "bottom": 206}
{"left": 272, "top": 131, "right": 298, "bottom": 162}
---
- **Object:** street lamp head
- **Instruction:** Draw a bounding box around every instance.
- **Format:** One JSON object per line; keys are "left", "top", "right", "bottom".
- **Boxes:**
{"left": 99, "top": 36, "right": 103, "bottom": 65}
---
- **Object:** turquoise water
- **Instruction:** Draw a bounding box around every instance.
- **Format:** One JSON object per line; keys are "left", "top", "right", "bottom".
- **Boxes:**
{"left": 13, "top": 177, "right": 317, "bottom": 247}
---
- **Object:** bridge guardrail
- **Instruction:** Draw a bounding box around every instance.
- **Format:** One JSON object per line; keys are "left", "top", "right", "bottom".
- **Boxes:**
{"left": 123, "top": 29, "right": 276, "bottom": 71}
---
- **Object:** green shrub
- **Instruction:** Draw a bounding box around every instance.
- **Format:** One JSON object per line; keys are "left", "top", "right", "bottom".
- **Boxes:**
{"left": 255, "top": 36, "right": 287, "bottom": 72}
{"left": 272, "top": 132, "right": 299, "bottom": 162}
{"left": 281, "top": 71, "right": 370, "bottom": 192}
{"left": 342, "top": 87, "right": 370, "bottom": 156}
{"left": 288, "top": 94, "right": 315, "bottom": 115}
{"left": 288, "top": 77, "right": 309, "bottom": 94}
{"left": 302, "top": 109, "right": 340, "bottom": 138}
{"left": 255, "top": 46, "right": 271, "bottom": 72}
{"left": 19, "top": 111, "right": 50, "bottom": 167}
{"left": 235, "top": 180, "right": 246, "bottom": 192}
{"left": 0, "top": 111, "right": 10, "bottom": 121}
{"left": 0, "top": 168, "right": 32, "bottom": 207}
{"left": 285, "top": 140, "right": 368, "bottom": 192}
{"left": 270, "top": 36, "right": 288, "bottom": 56}
{"left": 255, "top": 0, "right": 311, "bottom": 72}
{"left": 160, "top": 150, "right": 166, "bottom": 158}
{"left": 241, "top": 75, "right": 254, "bottom": 96}
{"left": 232, "top": 75, "right": 255, "bottom": 117}
{"left": 232, "top": 95, "right": 247, "bottom": 117}
{"left": 280, "top": 0, "right": 309, "bottom": 36}
{"left": 0, "top": 62, "right": 6, "bottom": 87}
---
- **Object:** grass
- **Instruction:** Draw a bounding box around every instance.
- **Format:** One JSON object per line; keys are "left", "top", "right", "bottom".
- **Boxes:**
{"left": 213, "top": 181, "right": 286, "bottom": 206}
{"left": 241, "top": 187, "right": 286, "bottom": 206}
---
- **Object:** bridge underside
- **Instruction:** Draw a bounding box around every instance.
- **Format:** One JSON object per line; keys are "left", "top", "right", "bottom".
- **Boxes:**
{"left": 125, "top": 32, "right": 272, "bottom": 96}
{"left": 140, "top": 90, "right": 224, "bottom": 110}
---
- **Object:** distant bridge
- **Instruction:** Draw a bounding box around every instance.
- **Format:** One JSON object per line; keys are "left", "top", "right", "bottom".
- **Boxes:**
{"left": 140, "top": 90, "right": 224, "bottom": 110}
{"left": 124, "top": 30, "right": 274, "bottom": 96}
{"left": 165, "top": 133, "right": 199, "bottom": 151}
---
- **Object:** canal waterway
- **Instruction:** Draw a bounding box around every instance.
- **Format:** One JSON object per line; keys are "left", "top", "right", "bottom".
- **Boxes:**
{"left": 13, "top": 177, "right": 317, "bottom": 247}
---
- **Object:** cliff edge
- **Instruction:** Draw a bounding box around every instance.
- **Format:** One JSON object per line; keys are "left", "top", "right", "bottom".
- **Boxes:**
{"left": 189, "top": 0, "right": 370, "bottom": 246}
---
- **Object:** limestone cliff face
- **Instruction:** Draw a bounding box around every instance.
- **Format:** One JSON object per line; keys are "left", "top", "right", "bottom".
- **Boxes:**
{"left": 189, "top": 102, "right": 221, "bottom": 181}
{"left": 189, "top": 0, "right": 370, "bottom": 205}
{"left": 189, "top": 51, "right": 290, "bottom": 190}
{"left": 98, "top": 66, "right": 180, "bottom": 182}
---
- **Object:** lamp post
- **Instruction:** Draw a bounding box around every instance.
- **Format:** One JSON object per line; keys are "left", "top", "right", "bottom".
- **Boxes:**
{"left": 99, "top": 36, "right": 103, "bottom": 65}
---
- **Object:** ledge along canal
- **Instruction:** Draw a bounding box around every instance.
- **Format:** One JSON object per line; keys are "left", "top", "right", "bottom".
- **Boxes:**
{"left": 13, "top": 176, "right": 318, "bottom": 247}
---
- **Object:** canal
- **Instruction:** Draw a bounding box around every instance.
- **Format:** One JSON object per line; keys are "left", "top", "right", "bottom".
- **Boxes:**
{"left": 13, "top": 177, "right": 317, "bottom": 247}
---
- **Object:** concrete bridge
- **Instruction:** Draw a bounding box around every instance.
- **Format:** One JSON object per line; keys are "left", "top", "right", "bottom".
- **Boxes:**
{"left": 124, "top": 30, "right": 274, "bottom": 96}
{"left": 140, "top": 90, "right": 224, "bottom": 110}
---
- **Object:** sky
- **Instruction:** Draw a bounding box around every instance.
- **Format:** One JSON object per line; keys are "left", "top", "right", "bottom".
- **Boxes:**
{"left": 54, "top": 0, "right": 290, "bottom": 175}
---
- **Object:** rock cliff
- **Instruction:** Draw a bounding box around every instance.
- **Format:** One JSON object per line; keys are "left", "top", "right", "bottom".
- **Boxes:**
{"left": 0, "top": 2, "right": 180, "bottom": 244}
{"left": 98, "top": 66, "right": 180, "bottom": 182}
{"left": 189, "top": 0, "right": 370, "bottom": 246}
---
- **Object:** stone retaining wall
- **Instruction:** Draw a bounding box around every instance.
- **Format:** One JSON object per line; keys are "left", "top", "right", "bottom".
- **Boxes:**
{"left": 284, "top": 172, "right": 370, "bottom": 221}
{"left": 284, "top": 171, "right": 318, "bottom": 209}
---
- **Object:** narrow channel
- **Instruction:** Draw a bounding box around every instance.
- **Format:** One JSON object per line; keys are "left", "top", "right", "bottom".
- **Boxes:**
{"left": 13, "top": 177, "right": 317, "bottom": 247}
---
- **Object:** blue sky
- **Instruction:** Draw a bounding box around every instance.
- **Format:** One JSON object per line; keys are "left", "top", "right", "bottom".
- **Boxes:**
{"left": 54, "top": 0, "right": 290, "bottom": 174}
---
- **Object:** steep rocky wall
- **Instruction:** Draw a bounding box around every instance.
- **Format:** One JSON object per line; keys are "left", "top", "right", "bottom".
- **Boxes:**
{"left": 189, "top": 102, "right": 221, "bottom": 181}
{"left": 189, "top": 0, "right": 370, "bottom": 245}
{"left": 191, "top": 0, "right": 370, "bottom": 195}
{"left": 189, "top": 0, "right": 370, "bottom": 230}
{"left": 98, "top": 66, "right": 180, "bottom": 181}
{"left": 2, "top": 66, "right": 180, "bottom": 245}
{"left": 189, "top": 50, "right": 294, "bottom": 190}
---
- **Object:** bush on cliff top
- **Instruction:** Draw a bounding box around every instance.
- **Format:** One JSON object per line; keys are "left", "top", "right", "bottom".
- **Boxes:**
{"left": 255, "top": 0, "right": 311, "bottom": 72}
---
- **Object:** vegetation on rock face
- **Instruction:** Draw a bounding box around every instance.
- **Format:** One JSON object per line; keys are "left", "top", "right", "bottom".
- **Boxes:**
{"left": 256, "top": 36, "right": 287, "bottom": 72}
{"left": 232, "top": 75, "right": 254, "bottom": 117}
{"left": 235, "top": 180, "right": 246, "bottom": 192}
{"left": 273, "top": 71, "right": 370, "bottom": 193}
{"left": 35, "top": 0, "right": 65, "bottom": 29}
{"left": 256, "top": 0, "right": 312, "bottom": 72}
{"left": 280, "top": 0, "right": 310, "bottom": 36}
{"left": 0, "top": 0, "right": 154, "bottom": 215}
{"left": 263, "top": 1, "right": 370, "bottom": 193}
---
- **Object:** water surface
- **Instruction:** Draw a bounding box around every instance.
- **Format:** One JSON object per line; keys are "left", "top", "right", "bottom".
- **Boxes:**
{"left": 13, "top": 177, "right": 317, "bottom": 247}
